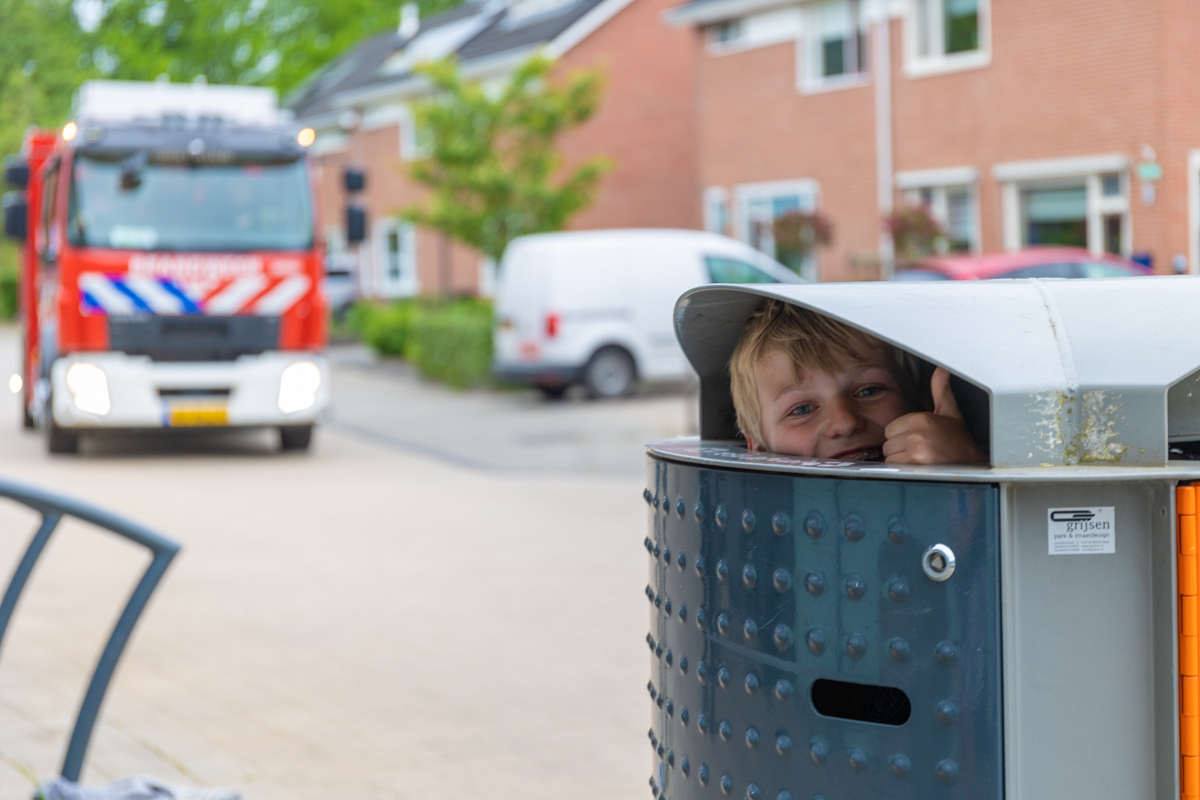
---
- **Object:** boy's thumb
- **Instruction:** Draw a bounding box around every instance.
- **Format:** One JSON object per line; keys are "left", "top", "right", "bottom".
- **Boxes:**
{"left": 931, "top": 367, "right": 963, "bottom": 420}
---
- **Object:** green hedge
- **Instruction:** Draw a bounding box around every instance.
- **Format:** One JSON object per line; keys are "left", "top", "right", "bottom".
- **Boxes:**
{"left": 409, "top": 298, "right": 493, "bottom": 389}
{"left": 0, "top": 243, "right": 19, "bottom": 321}
{"left": 350, "top": 297, "right": 494, "bottom": 389}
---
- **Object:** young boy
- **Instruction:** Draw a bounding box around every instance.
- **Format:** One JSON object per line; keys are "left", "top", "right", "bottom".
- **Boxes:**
{"left": 729, "top": 300, "right": 984, "bottom": 465}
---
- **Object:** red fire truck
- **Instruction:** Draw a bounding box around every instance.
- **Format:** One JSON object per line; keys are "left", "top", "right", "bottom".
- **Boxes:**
{"left": 2, "top": 80, "right": 330, "bottom": 453}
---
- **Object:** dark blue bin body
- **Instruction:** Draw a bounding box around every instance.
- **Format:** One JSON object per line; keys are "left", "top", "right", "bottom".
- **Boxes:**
{"left": 646, "top": 457, "right": 1004, "bottom": 799}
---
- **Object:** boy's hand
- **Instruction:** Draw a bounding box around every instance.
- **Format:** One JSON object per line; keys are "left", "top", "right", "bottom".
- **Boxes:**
{"left": 882, "top": 368, "right": 986, "bottom": 465}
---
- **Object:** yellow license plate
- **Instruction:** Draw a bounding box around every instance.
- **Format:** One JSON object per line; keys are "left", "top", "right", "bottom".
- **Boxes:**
{"left": 167, "top": 401, "right": 229, "bottom": 427}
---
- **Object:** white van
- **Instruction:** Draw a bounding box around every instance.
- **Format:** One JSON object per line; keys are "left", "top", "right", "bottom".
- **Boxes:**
{"left": 492, "top": 229, "right": 801, "bottom": 398}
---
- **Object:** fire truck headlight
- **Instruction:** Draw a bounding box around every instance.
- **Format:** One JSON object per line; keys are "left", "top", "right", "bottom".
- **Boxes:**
{"left": 65, "top": 362, "right": 111, "bottom": 415}
{"left": 278, "top": 361, "right": 321, "bottom": 414}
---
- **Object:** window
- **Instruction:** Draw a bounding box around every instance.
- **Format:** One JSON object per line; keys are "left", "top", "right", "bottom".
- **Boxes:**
{"left": 1080, "top": 261, "right": 1140, "bottom": 278}
{"left": 897, "top": 169, "right": 979, "bottom": 252}
{"left": 906, "top": 0, "right": 989, "bottom": 76}
{"left": 704, "top": 187, "right": 730, "bottom": 236}
{"left": 707, "top": 8, "right": 801, "bottom": 55}
{"left": 704, "top": 256, "right": 776, "bottom": 284}
{"left": 372, "top": 218, "right": 418, "bottom": 298}
{"left": 997, "top": 263, "right": 1078, "bottom": 280}
{"left": 801, "top": 0, "right": 867, "bottom": 91}
{"left": 40, "top": 162, "right": 59, "bottom": 257}
{"left": 996, "top": 156, "right": 1130, "bottom": 256}
{"left": 1022, "top": 186, "right": 1087, "bottom": 248}
{"left": 734, "top": 180, "right": 820, "bottom": 281}
{"left": 711, "top": 20, "right": 743, "bottom": 45}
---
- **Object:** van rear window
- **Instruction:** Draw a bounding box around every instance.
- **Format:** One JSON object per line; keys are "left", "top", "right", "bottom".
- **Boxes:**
{"left": 705, "top": 256, "right": 777, "bottom": 284}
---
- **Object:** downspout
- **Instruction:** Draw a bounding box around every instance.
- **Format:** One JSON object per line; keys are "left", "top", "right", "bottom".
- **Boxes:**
{"left": 874, "top": 3, "right": 895, "bottom": 279}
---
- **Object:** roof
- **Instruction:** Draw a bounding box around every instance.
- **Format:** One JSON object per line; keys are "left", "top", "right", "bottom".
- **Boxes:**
{"left": 288, "top": 0, "right": 613, "bottom": 121}
{"left": 674, "top": 277, "right": 1200, "bottom": 469}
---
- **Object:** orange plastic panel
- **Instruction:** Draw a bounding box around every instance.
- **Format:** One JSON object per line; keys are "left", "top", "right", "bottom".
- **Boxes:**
{"left": 1185, "top": 636, "right": 1199, "bottom": 677}
{"left": 1186, "top": 676, "right": 1199, "bottom": 717}
{"left": 1184, "top": 516, "right": 1198, "bottom": 557}
{"left": 1186, "top": 755, "right": 1199, "bottom": 796}
{"left": 1185, "top": 597, "right": 1199, "bottom": 638}
{"left": 1185, "top": 716, "right": 1200, "bottom": 757}
{"left": 1183, "top": 555, "right": 1198, "bottom": 597}
{"left": 1182, "top": 485, "right": 1197, "bottom": 517}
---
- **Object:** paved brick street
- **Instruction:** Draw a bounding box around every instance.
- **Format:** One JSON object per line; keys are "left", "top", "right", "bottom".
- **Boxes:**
{"left": 0, "top": 328, "right": 687, "bottom": 799}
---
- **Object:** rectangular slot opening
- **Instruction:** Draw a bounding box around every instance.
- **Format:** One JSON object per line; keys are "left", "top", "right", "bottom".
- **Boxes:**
{"left": 810, "top": 678, "right": 911, "bottom": 726}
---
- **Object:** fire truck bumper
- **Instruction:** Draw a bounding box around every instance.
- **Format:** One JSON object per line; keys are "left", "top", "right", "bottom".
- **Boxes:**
{"left": 48, "top": 352, "right": 332, "bottom": 430}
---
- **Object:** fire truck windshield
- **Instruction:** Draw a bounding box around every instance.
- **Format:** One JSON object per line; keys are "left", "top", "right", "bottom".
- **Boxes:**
{"left": 67, "top": 154, "right": 314, "bottom": 252}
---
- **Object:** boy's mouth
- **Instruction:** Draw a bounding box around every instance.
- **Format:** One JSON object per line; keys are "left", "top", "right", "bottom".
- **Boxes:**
{"left": 833, "top": 446, "right": 885, "bottom": 462}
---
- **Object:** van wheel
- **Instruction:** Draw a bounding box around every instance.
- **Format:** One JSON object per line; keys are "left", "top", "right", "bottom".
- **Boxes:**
{"left": 45, "top": 398, "right": 79, "bottom": 454}
{"left": 280, "top": 425, "right": 313, "bottom": 451}
{"left": 583, "top": 347, "right": 637, "bottom": 399}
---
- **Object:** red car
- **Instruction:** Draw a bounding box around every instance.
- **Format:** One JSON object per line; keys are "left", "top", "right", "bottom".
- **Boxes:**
{"left": 895, "top": 247, "right": 1153, "bottom": 281}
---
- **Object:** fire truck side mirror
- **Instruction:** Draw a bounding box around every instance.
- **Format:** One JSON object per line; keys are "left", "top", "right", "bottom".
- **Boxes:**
{"left": 346, "top": 204, "right": 367, "bottom": 245}
{"left": 343, "top": 167, "right": 366, "bottom": 193}
{"left": 3, "top": 155, "right": 28, "bottom": 189}
{"left": 2, "top": 192, "right": 27, "bottom": 242}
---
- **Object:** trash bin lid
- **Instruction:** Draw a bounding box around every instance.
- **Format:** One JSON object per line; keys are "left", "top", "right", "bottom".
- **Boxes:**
{"left": 674, "top": 277, "right": 1200, "bottom": 468}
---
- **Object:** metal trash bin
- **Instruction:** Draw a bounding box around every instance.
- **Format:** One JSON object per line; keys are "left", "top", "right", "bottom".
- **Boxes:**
{"left": 645, "top": 278, "right": 1200, "bottom": 800}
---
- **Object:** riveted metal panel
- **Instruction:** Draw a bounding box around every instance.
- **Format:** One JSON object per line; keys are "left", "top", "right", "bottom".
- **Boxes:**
{"left": 645, "top": 458, "right": 1002, "bottom": 800}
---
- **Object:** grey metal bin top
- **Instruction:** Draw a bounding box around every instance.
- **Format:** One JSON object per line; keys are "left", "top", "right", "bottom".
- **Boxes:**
{"left": 671, "top": 276, "right": 1200, "bottom": 470}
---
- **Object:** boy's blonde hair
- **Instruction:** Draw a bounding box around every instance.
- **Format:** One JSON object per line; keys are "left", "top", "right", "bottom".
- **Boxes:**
{"left": 730, "top": 300, "right": 925, "bottom": 445}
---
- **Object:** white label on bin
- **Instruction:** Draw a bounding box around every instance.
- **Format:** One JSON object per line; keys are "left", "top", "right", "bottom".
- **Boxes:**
{"left": 1047, "top": 507, "right": 1115, "bottom": 554}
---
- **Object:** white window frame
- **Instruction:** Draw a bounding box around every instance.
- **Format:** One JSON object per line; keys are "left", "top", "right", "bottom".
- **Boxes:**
{"left": 903, "top": 0, "right": 991, "bottom": 79}
{"left": 706, "top": 7, "right": 803, "bottom": 56}
{"left": 703, "top": 186, "right": 730, "bottom": 236}
{"left": 896, "top": 166, "right": 981, "bottom": 253}
{"left": 372, "top": 218, "right": 419, "bottom": 299}
{"left": 733, "top": 179, "right": 821, "bottom": 281}
{"left": 798, "top": 0, "right": 871, "bottom": 94}
{"left": 993, "top": 155, "right": 1131, "bottom": 256}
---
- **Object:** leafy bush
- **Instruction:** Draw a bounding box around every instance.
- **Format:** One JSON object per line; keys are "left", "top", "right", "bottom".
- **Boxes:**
{"left": 408, "top": 298, "right": 493, "bottom": 389}
{"left": 347, "top": 299, "right": 421, "bottom": 357}
{"left": 0, "top": 243, "right": 19, "bottom": 321}
{"left": 348, "top": 297, "right": 495, "bottom": 389}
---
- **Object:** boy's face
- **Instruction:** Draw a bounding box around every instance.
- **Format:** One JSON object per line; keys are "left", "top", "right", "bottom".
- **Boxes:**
{"left": 746, "top": 345, "right": 911, "bottom": 461}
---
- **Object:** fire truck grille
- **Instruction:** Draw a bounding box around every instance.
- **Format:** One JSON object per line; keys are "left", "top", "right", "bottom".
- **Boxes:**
{"left": 108, "top": 315, "right": 281, "bottom": 361}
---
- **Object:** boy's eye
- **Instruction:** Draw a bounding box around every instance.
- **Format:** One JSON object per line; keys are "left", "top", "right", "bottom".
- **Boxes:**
{"left": 787, "top": 403, "right": 815, "bottom": 417}
{"left": 856, "top": 385, "right": 887, "bottom": 398}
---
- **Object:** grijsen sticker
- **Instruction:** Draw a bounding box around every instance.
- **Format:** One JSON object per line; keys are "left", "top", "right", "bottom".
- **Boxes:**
{"left": 1047, "top": 507, "right": 1115, "bottom": 555}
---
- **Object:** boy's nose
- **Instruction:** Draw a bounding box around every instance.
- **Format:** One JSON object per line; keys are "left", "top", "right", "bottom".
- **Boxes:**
{"left": 824, "top": 396, "right": 865, "bottom": 437}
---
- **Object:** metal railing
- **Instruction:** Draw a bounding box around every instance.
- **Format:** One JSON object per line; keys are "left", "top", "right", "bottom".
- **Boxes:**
{"left": 0, "top": 476, "right": 180, "bottom": 782}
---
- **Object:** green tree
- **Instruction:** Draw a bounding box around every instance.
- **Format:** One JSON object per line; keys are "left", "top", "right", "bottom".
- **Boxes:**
{"left": 402, "top": 54, "right": 612, "bottom": 265}
{"left": 0, "top": 0, "right": 89, "bottom": 316}
{"left": 85, "top": 0, "right": 461, "bottom": 95}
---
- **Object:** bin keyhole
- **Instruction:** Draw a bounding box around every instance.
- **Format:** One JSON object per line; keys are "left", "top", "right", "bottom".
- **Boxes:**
{"left": 922, "top": 543, "right": 956, "bottom": 581}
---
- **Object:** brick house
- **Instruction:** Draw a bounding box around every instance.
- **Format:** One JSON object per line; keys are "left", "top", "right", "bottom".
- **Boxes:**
{"left": 668, "top": 0, "right": 1200, "bottom": 281}
{"left": 289, "top": 0, "right": 700, "bottom": 298}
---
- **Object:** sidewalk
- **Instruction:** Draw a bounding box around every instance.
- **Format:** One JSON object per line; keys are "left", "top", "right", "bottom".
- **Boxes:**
{"left": 0, "top": 328, "right": 654, "bottom": 799}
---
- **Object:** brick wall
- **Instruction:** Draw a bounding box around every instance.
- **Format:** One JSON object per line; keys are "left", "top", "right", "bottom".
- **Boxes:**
{"left": 697, "top": 0, "right": 1200, "bottom": 277}
{"left": 310, "top": 0, "right": 700, "bottom": 297}
{"left": 557, "top": 0, "right": 701, "bottom": 231}
{"left": 698, "top": 36, "right": 878, "bottom": 281}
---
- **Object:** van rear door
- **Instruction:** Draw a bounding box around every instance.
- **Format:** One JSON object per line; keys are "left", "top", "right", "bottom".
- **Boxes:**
{"left": 495, "top": 243, "right": 551, "bottom": 364}
{"left": 631, "top": 243, "right": 706, "bottom": 381}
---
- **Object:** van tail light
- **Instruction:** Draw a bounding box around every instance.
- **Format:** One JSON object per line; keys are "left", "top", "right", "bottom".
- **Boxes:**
{"left": 545, "top": 312, "right": 561, "bottom": 339}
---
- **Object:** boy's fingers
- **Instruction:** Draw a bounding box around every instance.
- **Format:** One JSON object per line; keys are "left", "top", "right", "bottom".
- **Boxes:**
{"left": 931, "top": 367, "right": 963, "bottom": 420}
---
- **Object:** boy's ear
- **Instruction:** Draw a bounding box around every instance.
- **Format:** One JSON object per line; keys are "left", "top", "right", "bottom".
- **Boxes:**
{"left": 744, "top": 433, "right": 761, "bottom": 451}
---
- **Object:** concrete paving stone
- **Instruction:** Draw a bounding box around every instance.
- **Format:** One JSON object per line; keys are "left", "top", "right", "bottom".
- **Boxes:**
{"left": 0, "top": 325, "right": 661, "bottom": 799}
